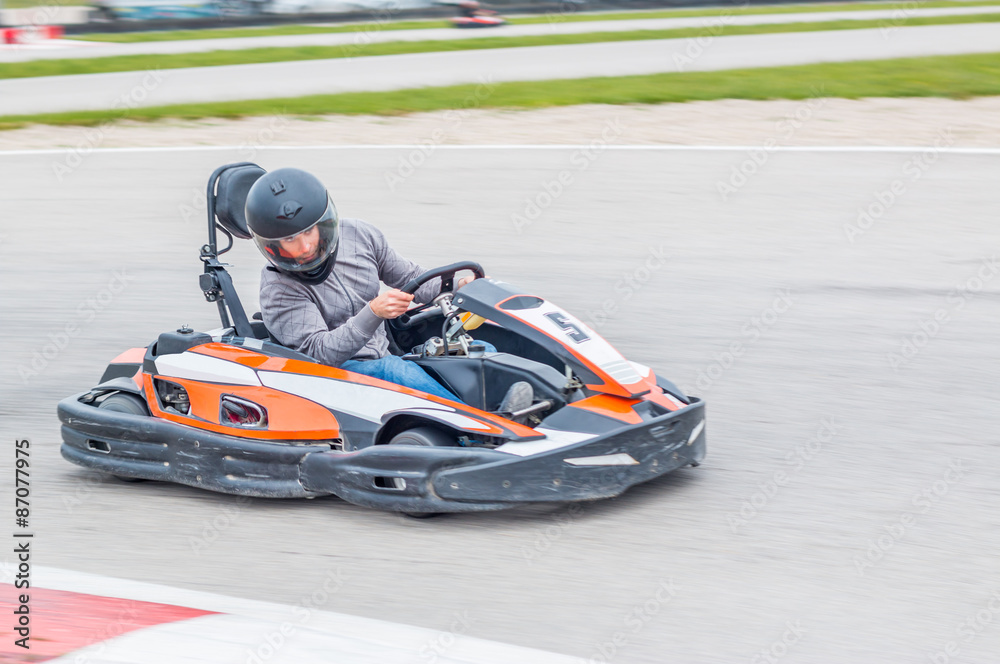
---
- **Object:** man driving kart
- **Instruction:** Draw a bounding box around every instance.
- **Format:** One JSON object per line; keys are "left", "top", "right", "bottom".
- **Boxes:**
{"left": 246, "top": 168, "right": 532, "bottom": 413}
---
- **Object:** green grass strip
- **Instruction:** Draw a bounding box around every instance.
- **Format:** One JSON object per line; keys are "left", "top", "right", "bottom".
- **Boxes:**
{"left": 72, "top": 0, "right": 1000, "bottom": 42}
{"left": 5, "top": 11, "right": 1000, "bottom": 80}
{"left": 2, "top": 51, "right": 998, "bottom": 130}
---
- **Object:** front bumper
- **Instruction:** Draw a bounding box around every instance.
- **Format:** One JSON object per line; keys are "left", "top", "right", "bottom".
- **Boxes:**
{"left": 301, "top": 398, "right": 706, "bottom": 513}
{"left": 59, "top": 392, "right": 705, "bottom": 512}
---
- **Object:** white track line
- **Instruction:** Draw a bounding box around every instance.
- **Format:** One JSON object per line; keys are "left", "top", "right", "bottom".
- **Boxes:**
{"left": 1, "top": 145, "right": 999, "bottom": 156}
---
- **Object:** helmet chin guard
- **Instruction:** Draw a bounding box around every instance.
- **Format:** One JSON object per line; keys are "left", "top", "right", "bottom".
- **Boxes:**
{"left": 283, "top": 241, "right": 339, "bottom": 285}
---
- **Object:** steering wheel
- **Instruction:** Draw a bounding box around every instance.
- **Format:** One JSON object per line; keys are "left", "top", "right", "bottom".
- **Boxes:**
{"left": 394, "top": 261, "right": 485, "bottom": 329}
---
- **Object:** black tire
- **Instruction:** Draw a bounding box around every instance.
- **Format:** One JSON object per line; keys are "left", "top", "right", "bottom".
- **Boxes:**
{"left": 97, "top": 392, "right": 149, "bottom": 416}
{"left": 112, "top": 475, "right": 147, "bottom": 483}
{"left": 399, "top": 510, "right": 440, "bottom": 519}
{"left": 97, "top": 393, "right": 150, "bottom": 483}
{"left": 388, "top": 426, "right": 456, "bottom": 518}
{"left": 388, "top": 426, "right": 457, "bottom": 447}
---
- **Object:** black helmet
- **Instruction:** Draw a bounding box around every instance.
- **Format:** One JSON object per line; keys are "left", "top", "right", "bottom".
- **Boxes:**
{"left": 245, "top": 168, "right": 339, "bottom": 282}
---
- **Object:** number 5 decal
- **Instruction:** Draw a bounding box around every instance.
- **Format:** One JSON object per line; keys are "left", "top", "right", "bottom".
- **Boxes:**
{"left": 543, "top": 312, "right": 590, "bottom": 344}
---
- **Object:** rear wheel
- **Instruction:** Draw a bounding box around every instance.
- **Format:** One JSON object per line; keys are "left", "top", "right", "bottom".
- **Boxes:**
{"left": 388, "top": 426, "right": 457, "bottom": 518}
{"left": 97, "top": 393, "right": 149, "bottom": 482}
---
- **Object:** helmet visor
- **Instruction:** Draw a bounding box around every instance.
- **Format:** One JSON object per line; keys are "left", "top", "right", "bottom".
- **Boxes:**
{"left": 252, "top": 197, "right": 339, "bottom": 274}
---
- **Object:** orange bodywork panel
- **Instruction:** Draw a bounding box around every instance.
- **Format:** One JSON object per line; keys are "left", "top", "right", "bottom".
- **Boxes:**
{"left": 142, "top": 373, "right": 340, "bottom": 441}
{"left": 187, "top": 343, "right": 538, "bottom": 439}
{"left": 644, "top": 388, "right": 685, "bottom": 412}
{"left": 148, "top": 343, "right": 535, "bottom": 439}
{"left": 564, "top": 394, "right": 644, "bottom": 425}
{"left": 564, "top": 384, "right": 684, "bottom": 426}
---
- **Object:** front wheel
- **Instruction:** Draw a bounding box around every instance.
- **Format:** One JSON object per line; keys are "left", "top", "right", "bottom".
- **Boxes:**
{"left": 97, "top": 392, "right": 149, "bottom": 416}
{"left": 388, "top": 426, "right": 457, "bottom": 448}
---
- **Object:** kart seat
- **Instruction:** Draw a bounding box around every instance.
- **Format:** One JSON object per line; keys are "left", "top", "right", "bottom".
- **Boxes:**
{"left": 214, "top": 163, "right": 265, "bottom": 240}
{"left": 251, "top": 311, "right": 279, "bottom": 343}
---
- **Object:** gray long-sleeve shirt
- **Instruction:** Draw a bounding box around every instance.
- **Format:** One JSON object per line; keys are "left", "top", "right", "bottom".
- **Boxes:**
{"left": 259, "top": 218, "right": 440, "bottom": 367}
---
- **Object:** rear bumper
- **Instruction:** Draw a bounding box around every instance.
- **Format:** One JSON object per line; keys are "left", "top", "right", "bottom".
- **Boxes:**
{"left": 59, "top": 392, "right": 705, "bottom": 512}
{"left": 58, "top": 393, "right": 329, "bottom": 499}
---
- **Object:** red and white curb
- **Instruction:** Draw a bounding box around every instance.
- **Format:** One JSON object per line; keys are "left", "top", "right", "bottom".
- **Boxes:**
{"left": 1, "top": 25, "right": 63, "bottom": 44}
{"left": 0, "top": 25, "right": 107, "bottom": 51}
{"left": 2, "top": 566, "right": 581, "bottom": 663}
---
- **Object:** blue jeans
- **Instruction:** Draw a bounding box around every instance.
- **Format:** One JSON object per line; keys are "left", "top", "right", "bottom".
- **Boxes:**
{"left": 340, "top": 342, "right": 496, "bottom": 404}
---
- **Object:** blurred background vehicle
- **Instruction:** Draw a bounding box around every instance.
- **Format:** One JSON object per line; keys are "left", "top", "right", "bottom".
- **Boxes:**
{"left": 86, "top": 0, "right": 438, "bottom": 21}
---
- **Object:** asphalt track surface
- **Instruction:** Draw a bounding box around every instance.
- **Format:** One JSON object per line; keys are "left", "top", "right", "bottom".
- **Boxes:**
{"left": 1, "top": 145, "right": 998, "bottom": 661}
{"left": 2, "top": 5, "right": 998, "bottom": 63}
{"left": 4, "top": 22, "right": 1000, "bottom": 115}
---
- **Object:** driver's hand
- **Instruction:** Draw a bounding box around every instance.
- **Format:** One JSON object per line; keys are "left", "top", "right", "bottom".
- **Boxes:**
{"left": 369, "top": 289, "right": 414, "bottom": 319}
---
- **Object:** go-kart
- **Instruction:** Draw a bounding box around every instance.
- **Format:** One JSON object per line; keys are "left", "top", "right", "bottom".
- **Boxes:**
{"left": 444, "top": 0, "right": 506, "bottom": 28}
{"left": 57, "top": 162, "right": 706, "bottom": 515}
{"left": 450, "top": 14, "right": 506, "bottom": 28}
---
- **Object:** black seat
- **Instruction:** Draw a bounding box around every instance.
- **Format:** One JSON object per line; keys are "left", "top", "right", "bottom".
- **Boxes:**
{"left": 251, "top": 312, "right": 278, "bottom": 343}
{"left": 215, "top": 164, "right": 266, "bottom": 240}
